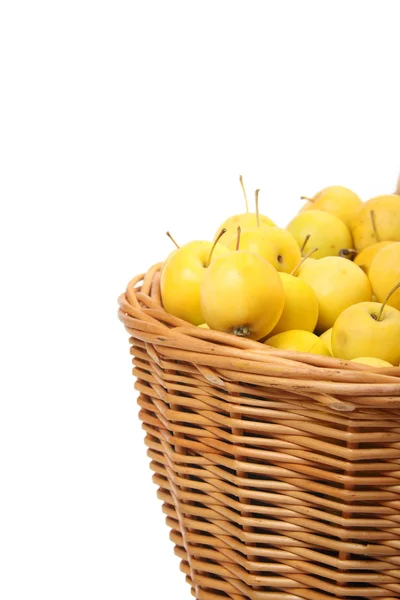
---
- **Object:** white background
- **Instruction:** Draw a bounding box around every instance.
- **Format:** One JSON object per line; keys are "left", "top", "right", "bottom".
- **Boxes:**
{"left": 1, "top": 1, "right": 399, "bottom": 599}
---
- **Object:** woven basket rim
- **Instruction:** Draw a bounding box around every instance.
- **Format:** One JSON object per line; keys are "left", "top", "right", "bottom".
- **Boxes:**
{"left": 118, "top": 263, "right": 400, "bottom": 412}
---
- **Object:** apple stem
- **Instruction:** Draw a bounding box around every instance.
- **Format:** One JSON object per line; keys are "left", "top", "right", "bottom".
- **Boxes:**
{"left": 377, "top": 281, "right": 400, "bottom": 321}
{"left": 370, "top": 210, "right": 380, "bottom": 242}
{"left": 290, "top": 247, "right": 318, "bottom": 276}
{"left": 166, "top": 231, "right": 180, "bottom": 249}
{"left": 255, "top": 189, "right": 261, "bottom": 227}
{"left": 300, "top": 196, "right": 314, "bottom": 202}
{"left": 339, "top": 248, "right": 358, "bottom": 260}
{"left": 240, "top": 175, "right": 249, "bottom": 213}
{"left": 300, "top": 234, "right": 311, "bottom": 255}
{"left": 205, "top": 228, "right": 227, "bottom": 268}
{"left": 236, "top": 225, "right": 241, "bottom": 251}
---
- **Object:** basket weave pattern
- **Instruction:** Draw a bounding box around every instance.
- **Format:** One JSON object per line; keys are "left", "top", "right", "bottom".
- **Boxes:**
{"left": 119, "top": 264, "right": 400, "bottom": 600}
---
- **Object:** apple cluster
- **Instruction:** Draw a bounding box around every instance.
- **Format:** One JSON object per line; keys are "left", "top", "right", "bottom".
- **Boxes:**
{"left": 160, "top": 180, "right": 400, "bottom": 367}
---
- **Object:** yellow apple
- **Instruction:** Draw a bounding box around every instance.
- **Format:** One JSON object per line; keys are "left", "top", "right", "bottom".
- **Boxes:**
{"left": 332, "top": 301, "right": 400, "bottom": 365}
{"left": 351, "top": 357, "right": 393, "bottom": 367}
{"left": 319, "top": 328, "right": 333, "bottom": 356}
{"left": 300, "top": 185, "right": 362, "bottom": 228}
{"left": 227, "top": 226, "right": 301, "bottom": 273}
{"left": 269, "top": 272, "right": 319, "bottom": 335}
{"left": 354, "top": 241, "right": 393, "bottom": 276}
{"left": 215, "top": 178, "right": 275, "bottom": 246}
{"left": 351, "top": 195, "right": 400, "bottom": 251}
{"left": 286, "top": 210, "right": 353, "bottom": 259}
{"left": 160, "top": 240, "right": 229, "bottom": 325}
{"left": 266, "top": 330, "right": 331, "bottom": 356}
{"left": 298, "top": 256, "right": 372, "bottom": 332}
{"left": 216, "top": 213, "right": 275, "bottom": 247}
{"left": 369, "top": 242, "right": 400, "bottom": 311}
{"left": 200, "top": 251, "right": 284, "bottom": 340}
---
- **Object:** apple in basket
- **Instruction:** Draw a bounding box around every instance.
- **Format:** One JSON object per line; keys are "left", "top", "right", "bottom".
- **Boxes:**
{"left": 160, "top": 230, "right": 228, "bottom": 325}
{"left": 353, "top": 240, "right": 393, "bottom": 276}
{"left": 214, "top": 176, "right": 275, "bottom": 246}
{"left": 299, "top": 185, "right": 363, "bottom": 228}
{"left": 351, "top": 357, "right": 393, "bottom": 367}
{"left": 319, "top": 327, "right": 333, "bottom": 356}
{"left": 369, "top": 242, "right": 400, "bottom": 311}
{"left": 351, "top": 194, "right": 400, "bottom": 251}
{"left": 331, "top": 283, "right": 400, "bottom": 365}
{"left": 298, "top": 256, "right": 372, "bottom": 333}
{"left": 226, "top": 189, "right": 302, "bottom": 274}
{"left": 200, "top": 227, "right": 285, "bottom": 340}
{"left": 286, "top": 209, "right": 353, "bottom": 259}
{"left": 268, "top": 249, "right": 319, "bottom": 336}
{"left": 265, "top": 329, "right": 330, "bottom": 356}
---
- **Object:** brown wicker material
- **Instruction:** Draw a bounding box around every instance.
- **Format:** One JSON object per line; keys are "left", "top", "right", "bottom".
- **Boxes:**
{"left": 119, "top": 263, "right": 400, "bottom": 600}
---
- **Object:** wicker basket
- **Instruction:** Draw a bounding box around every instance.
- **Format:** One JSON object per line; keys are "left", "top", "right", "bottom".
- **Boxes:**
{"left": 119, "top": 263, "right": 400, "bottom": 600}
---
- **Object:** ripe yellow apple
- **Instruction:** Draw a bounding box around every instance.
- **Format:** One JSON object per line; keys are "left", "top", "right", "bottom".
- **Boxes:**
{"left": 332, "top": 301, "right": 400, "bottom": 365}
{"left": 266, "top": 330, "right": 331, "bottom": 356}
{"left": 227, "top": 226, "right": 301, "bottom": 273}
{"left": 216, "top": 178, "right": 275, "bottom": 246}
{"left": 286, "top": 210, "right": 353, "bottom": 259}
{"left": 319, "top": 328, "right": 333, "bottom": 356}
{"left": 351, "top": 195, "right": 400, "bottom": 251}
{"left": 369, "top": 243, "right": 400, "bottom": 311}
{"left": 354, "top": 241, "right": 393, "bottom": 276}
{"left": 269, "top": 272, "right": 319, "bottom": 335}
{"left": 300, "top": 185, "right": 362, "bottom": 228}
{"left": 200, "top": 251, "right": 284, "bottom": 340}
{"left": 198, "top": 323, "right": 209, "bottom": 329}
{"left": 298, "top": 256, "right": 372, "bottom": 332}
{"left": 351, "top": 357, "right": 393, "bottom": 367}
{"left": 216, "top": 213, "right": 275, "bottom": 247}
{"left": 160, "top": 240, "right": 229, "bottom": 325}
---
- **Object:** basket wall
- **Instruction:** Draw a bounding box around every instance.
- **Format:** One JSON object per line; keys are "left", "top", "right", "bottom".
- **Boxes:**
{"left": 119, "top": 265, "right": 400, "bottom": 600}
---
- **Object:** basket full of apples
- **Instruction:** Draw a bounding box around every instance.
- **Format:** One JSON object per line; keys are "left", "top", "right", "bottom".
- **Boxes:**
{"left": 119, "top": 178, "right": 400, "bottom": 600}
